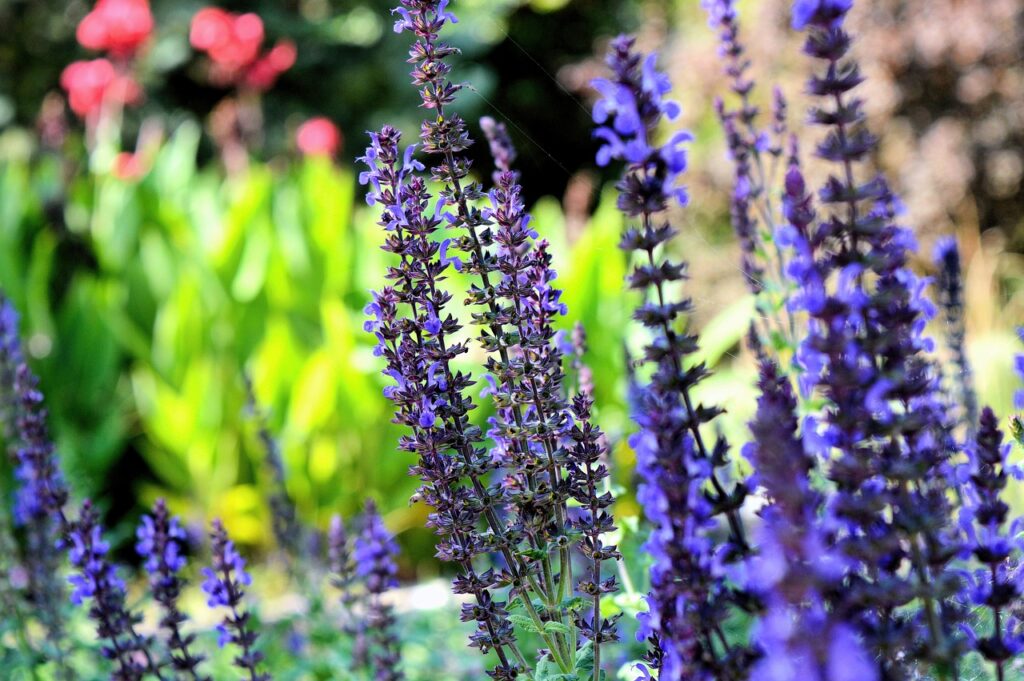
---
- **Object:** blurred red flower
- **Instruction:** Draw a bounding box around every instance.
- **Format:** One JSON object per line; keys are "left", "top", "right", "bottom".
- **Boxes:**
{"left": 243, "top": 41, "right": 296, "bottom": 91}
{"left": 191, "top": 8, "right": 294, "bottom": 91}
{"left": 296, "top": 117, "right": 342, "bottom": 157}
{"left": 112, "top": 151, "right": 145, "bottom": 180}
{"left": 60, "top": 59, "right": 142, "bottom": 118}
{"left": 76, "top": 0, "right": 154, "bottom": 58}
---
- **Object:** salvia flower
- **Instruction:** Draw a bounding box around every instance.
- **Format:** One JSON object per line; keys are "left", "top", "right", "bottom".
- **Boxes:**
{"left": 933, "top": 237, "right": 978, "bottom": 433}
{"left": 329, "top": 514, "right": 369, "bottom": 669}
{"left": 594, "top": 35, "right": 753, "bottom": 679}
{"left": 787, "top": 2, "right": 966, "bottom": 673}
{"left": 137, "top": 499, "right": 208, "bottom": 680}
{"left": 68, "top": 500, "right": 161, "bottom": 680}
{"left": 202, "top": 519, "right": 269, "bottom": 681}
{"left": 957, "top": 408, "right": 1024, "bottom": 680}
{"left": 244, "top": 377, "right": 302, "bottom": 561}
{"left": 1, "top": 300, "right": 73, "bottom": 677}
{"left": 353, "top": 501, "right": 403, "bottom": 681}
{"left": 744, "top": 359, "right": 876, "bottom": 681}
{"left": 704, "top": 0, "right": 800, "bottom": 349}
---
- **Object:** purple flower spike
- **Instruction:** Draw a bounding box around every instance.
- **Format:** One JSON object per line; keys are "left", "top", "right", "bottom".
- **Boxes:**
{"left": 595, "top": 35, "right": 753, "bottom": 678}
{"left": 137, "top": 499, "right": 208, "bottom": 680}
{"left": 68, "top": 500, "right": 160, "bottom": 680}
{"left": 202, "top": 519, "right": 268, "bottom": 681}
{"left": 354, "top": 501, "right": 403, "bottom": 681}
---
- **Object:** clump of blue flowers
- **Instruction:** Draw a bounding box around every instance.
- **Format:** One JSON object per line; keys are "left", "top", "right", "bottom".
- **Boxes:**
{"left": 2, "top": 1, "right": 1023, "bottom": 681}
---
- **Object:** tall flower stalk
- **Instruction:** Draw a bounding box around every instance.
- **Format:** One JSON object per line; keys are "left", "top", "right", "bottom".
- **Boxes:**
{"left": 353, "top": 501, "right": 403, "bottom": 681}
{"left": 785, "top": 1, "right": 965, "bottom": 676}
{"left": 68, "top": 500, "right": 165, "bottom": 680}
{"left": 202, "top": 519, "right": 269, "bottom": 681}
{"left": 0, "top": 297, "right": 72, "bottom": 677}
{"left": 137, "top": 499, "right": 208, "bottom": 680}
{"left": 365, "top": 2, "right": 619, "bottom": 678}
{"left": 958, "top": 408, "right": 1024, "bottom": 681}
{"left": 933, "top": 238, "right": 978, "bottom": 435}
{"left": 593, "top": 35, "right": 753, "bottom": 679}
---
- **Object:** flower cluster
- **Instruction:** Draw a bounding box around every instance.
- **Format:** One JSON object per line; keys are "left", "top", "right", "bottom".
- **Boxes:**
{"left": 61, "top": 0, "right": 151, "bottom": 120}
{"left": 60, "top": 58, "right": 142, "bottom": 119}
{"left": 593, "top": 35, "right": 753, "bottom": 679}
{"left": 137, "top": 499, "right": 208, "bottom": 680}
{"left": 190, "top": 8, "right": 296, "bottom": 91}
{"left": 328, "top": 513, "right": 369, "bottom": 669}
{"left": 296, "top": 117, "right": 343, "bottom": 158}
{"left": 704, "top": 0, "right": 796, "bottom": 349}
{"left": 363, "top": 2, "right": 621, "bottom": 678}
{"left": 743, "top": 359, "right": 876, "bottom": 681}
{"left": 202, "top": 519, "right": 269, "bottom": 680}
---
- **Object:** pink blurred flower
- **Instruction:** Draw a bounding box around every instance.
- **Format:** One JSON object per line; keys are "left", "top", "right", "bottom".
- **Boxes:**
{"left": 60, "top": 59, "right": 142, "bottom": 118}
{"left": 76, "top": 0, "right": 154, "bottom": 58}
{"left": 296, "top": 117, "right": 342, "bottom": 157}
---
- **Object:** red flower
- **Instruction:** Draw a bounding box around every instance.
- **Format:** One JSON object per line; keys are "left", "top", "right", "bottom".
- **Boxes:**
{"left": 60, "top": 59, "right": 142, "bottom": 118}
{"left": 190, "top": 8, "right": 295, "bottom": 90}
{"left": 76, "top": 0, "right": 154, "bottom": 58}
{"left": 296, "top": 117, "right": 342, "bottom": 157}
{"left": 191, "top": 9, "right": 263, "bottom": 72}
{"left": 242, "top": 41, "right": 296, "bottom": 91}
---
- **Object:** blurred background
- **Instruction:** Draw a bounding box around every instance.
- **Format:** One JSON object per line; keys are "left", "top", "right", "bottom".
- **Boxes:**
{"left": 0, "top": 0, "right": 1022, "bottom": 577}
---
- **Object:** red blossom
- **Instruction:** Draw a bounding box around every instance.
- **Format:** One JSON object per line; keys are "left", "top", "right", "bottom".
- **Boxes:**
{"left": 242, "top": 41, "right": 296, "bottom": 91}
{"left": 59, "top": 59, "right": 142, "bottom": 118}
{"left": 76, "top": 0, "right": 154, "bottom": 58}
{"left": 296, "top": 117, "right": 342, "bottom": 157}
{"left": 191, "top": 8, "right": 293, "bottom": 90}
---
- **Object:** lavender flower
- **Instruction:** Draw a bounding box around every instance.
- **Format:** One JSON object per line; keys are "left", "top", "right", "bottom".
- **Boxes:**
{"left": 958, "top": 408, "right": 1024, "bottom": 681}
{"left": 593, "top": 35, "right": 753, "bottom": 679}
{"left": 933, "top": 237, "right": 978, "bottom": 434}
{"left": 353, "top": 501, "right": 403, "bottom": 681}
{"left": 137, "top": 499, "right": 207, "bottom": 680}
{"left": 68, "top": 500, "right": 162, "bottom": 680}
{"left": 202, "top": 519, "right": 268, "bottom": 681}
{"left": 786, "top": 2, "right": 966, "bottom": 674}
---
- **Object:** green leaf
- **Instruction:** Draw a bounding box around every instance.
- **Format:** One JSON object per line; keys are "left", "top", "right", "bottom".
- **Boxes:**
{"left": 508, "top": 613, "right": 540, "bottom": 634}
{"left": 543, "top": 620, "right": 572, "bottom": 635}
